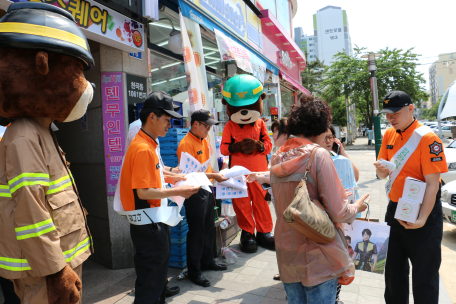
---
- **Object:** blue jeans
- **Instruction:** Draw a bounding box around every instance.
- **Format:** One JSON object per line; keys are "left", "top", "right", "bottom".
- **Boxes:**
{"left": 283, "top": 278, "right": 338, "bottom": 304}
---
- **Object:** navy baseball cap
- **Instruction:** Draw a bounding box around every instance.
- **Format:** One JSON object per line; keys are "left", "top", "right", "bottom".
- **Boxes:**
{"left": 380, "top": 91, "right": 413, "bottom": 114}
{"left": 191, "top": 109, "right": 219, "bottom": 125}
{"left": 143, "top": 91, "right": 182, "bottom": 119}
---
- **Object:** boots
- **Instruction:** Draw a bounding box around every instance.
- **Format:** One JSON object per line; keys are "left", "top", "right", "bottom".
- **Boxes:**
{"left": 256, "top": 232, "right": 275, "bottom": 251}
{"left": 240, "top": 230, "right": 258, "bottom": 253}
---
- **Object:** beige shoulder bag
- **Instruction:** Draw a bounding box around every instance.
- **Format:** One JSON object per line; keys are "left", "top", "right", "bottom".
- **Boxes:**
{"left": 282, "top": 147, "right": 336, "bottom": 244}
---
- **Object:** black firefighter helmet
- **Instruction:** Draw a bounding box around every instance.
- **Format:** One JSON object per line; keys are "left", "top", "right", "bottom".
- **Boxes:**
{"left": 0, "top": 2, "right": 95, "bottom": 70}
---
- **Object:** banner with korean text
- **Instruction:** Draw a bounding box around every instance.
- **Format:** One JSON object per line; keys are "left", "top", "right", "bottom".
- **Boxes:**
{"left": 101, "top": 72, "right": 126, "bottom": 195}
{"left": 183, "top": 15, "right": 219, "bottom": 171}
{"left": 11, "top": 0, "right": 144, "bottom": 52}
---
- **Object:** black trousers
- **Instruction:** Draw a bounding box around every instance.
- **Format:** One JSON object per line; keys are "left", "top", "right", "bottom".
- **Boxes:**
{"left": 0, "top": 276, "right": 20, "bottom": 304}
{"left": 184, "top": 188, "right": 215, "bottom": 278}
{"left": 384, "top": 192, "right": 443, "bottom": 304}
{"left": 130, "top": 222, "right": 170, "bottom": 304}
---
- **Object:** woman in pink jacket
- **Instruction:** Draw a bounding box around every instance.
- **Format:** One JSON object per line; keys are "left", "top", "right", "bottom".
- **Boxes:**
{"left": 270, "top": 96, "right": 368, "bottom": 303}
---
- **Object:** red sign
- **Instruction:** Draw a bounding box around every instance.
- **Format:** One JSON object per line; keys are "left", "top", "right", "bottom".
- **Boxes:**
{"left": 271, "top": 107, "right": 278, "bottom": 115}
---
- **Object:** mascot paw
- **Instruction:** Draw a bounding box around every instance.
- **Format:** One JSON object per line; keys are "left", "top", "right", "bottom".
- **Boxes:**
{"left": 240, "top": 138, "right": 264, "bottom": 154}
{"left": 46, "top": 265, "right": 81, "bottom": 304}
{"left": 230, "top": 142, "right": 244, "bottom": 154}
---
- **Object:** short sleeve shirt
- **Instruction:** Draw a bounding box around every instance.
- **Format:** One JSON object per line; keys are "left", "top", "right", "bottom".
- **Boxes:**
{"left": 120, "top": 129, "right": 163, "bottom": 211}
{"left": 377, "top": 119, "right": 448, "bottom": 202}
{"left": 177, "top": 131, "right": 212, "bottom": 173}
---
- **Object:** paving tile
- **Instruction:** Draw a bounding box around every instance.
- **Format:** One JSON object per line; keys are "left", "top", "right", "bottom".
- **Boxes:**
{"left": 263, "top": 262, "right": 279, "bottom": 271}
{"left": 216, "top": 289, "right": 243, "bottom": 301}
{"left": 197, "top": 287, "right": 224, "bottom": 298}
{"left": 260, "top": 297, "right": 287, "bottom": 304}
{"left": 357, "top": 293, "right": 382, "bottom": 304}
{"left": 245, "top": 260, "right": 268, "bottom": 269}
{"left": 253, "top": 276, "right": 281, "bottom": 287}
{"left": 265, "top": 287, "right": 287, "bottom": 300}
{"left": 225, "top": 281, "right": 249, "bottom": 293}
{"left": 245, "top": 284, "right": 271, "bottom": 297}
{"left": 358, "top": 285, "right": 383, "bottom": 297}
{"left": 236, "top": 293, "right": 265, "bottom": 304}
{"left": 359, "top": 277, "right": 383, "bottom": 288}
{"left": 258, "top": 269, "right": 279, "bottom": 279}
{"left": 251, "top": 254, "right": 275, "bottom": 262}
{"left": 340, "top": 290, "right": 358, "bottom": 302}
{"left": 192, "top": 295, "right": 218, "bottom": 303}
{"left": 240, "top": 266, "right": 263, "bottom": 276}
{"left": 233, "top": 274, "right": 256, "bottom": 284}
{"left": 342, "top": 283, "right": 360, "bottom": 293}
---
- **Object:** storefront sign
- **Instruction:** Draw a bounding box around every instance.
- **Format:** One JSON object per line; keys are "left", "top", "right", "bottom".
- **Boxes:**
{"left": 11, "top": 0, "right": 144, "bottom": 52}
{"left": 270, "top": 107, "right": 278, "bottom": 122}
{"left": 250, "top": 53, "right": 267, "bottom": 84}
{"left": 126, "top": 74, "right": 148, "bottom": 103}
{"left": 101, "top": 72, "right": 126, "bottom": 196}
{"left": 279, "top": 50, "right": 292, "bottom": 69}
{"left": 129, "top": 52, "right": 143, "bottom": 60}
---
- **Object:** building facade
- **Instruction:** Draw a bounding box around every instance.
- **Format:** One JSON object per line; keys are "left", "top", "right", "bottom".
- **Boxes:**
{"left": 429, "top": 52, "right": 456, "bottom": 106}
{"left": 293, "top": 6, "right": 352, "bottom": 65}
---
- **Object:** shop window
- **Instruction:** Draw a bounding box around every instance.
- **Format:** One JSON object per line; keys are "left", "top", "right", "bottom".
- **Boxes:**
{"left": 260, "top": 0, "right": 277, "bottom": 16}
{"left": 276, "top": 0, "right": 291, "bottom": 35}
{"left": 280, "top": 88, "right": 294, "bottom": 117}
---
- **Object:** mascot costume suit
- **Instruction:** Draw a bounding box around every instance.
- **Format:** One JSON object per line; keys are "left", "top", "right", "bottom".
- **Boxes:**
{"left": 221, "top": 75, "right": 274, "bottom": 253}
{"left": 0, "top": 3, "right": 95, "bottom": 303}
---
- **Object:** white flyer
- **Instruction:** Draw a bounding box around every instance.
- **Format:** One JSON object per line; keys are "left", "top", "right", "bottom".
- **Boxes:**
{"left": 172, "top": 172, "right": 212, "bottom": 206}
{"left": 216, "top": 184, "right": 249, "bottom": 199}
{"left": 219, "top": 176, "right": 247, "bottom": 190}
{"left": 179, "top": 152, "right": 202, "bottom": 174}
{"left": 219, "top": 166, "right": 251, "bottom": 179}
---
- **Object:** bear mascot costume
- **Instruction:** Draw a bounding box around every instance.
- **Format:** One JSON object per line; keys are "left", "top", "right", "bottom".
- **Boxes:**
{"left": 0, "top": 3, "right": 94, "bottom": 303}
{"left": 221, "top": 74, "right": 275, "bottom": 253}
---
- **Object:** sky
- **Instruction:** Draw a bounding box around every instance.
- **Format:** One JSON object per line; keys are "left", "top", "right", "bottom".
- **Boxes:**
{"left": 292, "top": 0, "right": 456, "bottom": 90}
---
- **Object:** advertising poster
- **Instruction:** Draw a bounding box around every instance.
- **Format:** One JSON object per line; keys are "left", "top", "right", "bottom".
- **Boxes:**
{"left": 214, "top": 28, "right": 252, "bottom": 74}
{"left": 101, "top": 72, "right": 126, "bottom": 195}
{"left": 344, "top": 221, "right": 390, "bottom": 274}
{"left": 11, "top": 0, "right": 144, "bottom": 51}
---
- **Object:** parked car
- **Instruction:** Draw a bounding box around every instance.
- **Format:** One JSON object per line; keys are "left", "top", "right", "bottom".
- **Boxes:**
{"left": 433, "top": 125, "right": 453, "bottom": 139}
{"left": 440, "top": 181, "right": 456, "bottom": 225}
{"left": 442, "top": 139, "right": 456, "bottom": 185}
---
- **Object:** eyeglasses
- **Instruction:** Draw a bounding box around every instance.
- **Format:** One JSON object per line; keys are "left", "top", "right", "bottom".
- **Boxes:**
{"left": 199, "top": 122, "right": 212, "bottom": 130}
{"left": 324, "top": 135, "right": 335, "bottom": 142}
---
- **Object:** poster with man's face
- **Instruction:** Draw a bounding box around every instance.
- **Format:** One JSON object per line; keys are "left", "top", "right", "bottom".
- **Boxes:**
{"left": 344, "top": 221, "right": 390, "bottom": 274}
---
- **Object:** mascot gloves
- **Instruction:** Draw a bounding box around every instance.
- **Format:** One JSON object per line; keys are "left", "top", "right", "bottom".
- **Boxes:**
{"left": 222, "top": 75, "right": 263, "bottom": 107}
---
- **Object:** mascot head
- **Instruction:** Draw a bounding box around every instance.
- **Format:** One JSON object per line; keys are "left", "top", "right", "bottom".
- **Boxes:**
{"left": 221, "top": 74, "right": 266, "bottom": 125}
{"left": 0, "top": 2, "right": 95, "bottom": 122}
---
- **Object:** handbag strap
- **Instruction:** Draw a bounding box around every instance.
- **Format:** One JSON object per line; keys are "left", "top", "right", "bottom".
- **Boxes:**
{"left": 303, "top": 147, "right": 318, "bottom": 181}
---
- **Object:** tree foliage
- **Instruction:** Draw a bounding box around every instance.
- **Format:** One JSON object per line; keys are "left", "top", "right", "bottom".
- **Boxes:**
{"left": 320, "top": 46, "right": 428, "bottom": 129}
{"left": 420, "top": 101, "right": 439, "bottom": 120}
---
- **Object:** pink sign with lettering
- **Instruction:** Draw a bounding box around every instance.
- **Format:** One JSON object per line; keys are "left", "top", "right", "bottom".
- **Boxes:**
{"left": 101, "top": 72, "right": 125, "bottom": 195}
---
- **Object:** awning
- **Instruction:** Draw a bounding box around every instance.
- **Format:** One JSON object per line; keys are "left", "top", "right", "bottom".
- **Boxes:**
{"left": 439, "top": 80, "right": 456, "bottom": 120}
{"left": 260, "top": 9, "right": 306, "bottom": 72}
{"left": 280, "top": 71, "right": 310, "bottom": 96}
{"left": 179, "top": 0, "right": 279, "bottom": 75}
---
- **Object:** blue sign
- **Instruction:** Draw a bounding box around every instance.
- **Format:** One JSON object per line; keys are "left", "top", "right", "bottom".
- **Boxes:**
{"left": 199, "top": 0, "right": 246, "bottom": 38}
{"left": 129, "top": 52, "right": 143, "bottom": 60}
{"left": 179, "top": 0, "right": 279, "bottom": 76}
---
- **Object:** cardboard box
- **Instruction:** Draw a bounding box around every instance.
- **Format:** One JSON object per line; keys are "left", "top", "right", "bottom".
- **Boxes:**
{"left": 402, "top": 177, "right": 427, "bottom": 203}
{"left": 395, "top": 198, "right": 421, "bottom": 223}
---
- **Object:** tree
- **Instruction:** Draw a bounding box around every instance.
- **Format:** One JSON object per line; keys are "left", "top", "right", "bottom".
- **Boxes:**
{"left": 301, "top": 52, "right": 325, "bottom": 95}
{"left": 321, "top": 46, "right": 428, "bottom": 129}
{"left": 328, "top": 96, "right": 347, "bottom": 127}
{"left": 421, "top": 101, "right": 439, "bottom": 120}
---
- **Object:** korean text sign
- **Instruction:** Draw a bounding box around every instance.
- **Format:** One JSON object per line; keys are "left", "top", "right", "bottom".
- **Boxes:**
{"left": 102, "top": 72, "right": 126, "bottom": 195}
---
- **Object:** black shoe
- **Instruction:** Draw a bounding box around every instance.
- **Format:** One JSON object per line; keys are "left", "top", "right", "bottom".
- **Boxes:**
{"left": 189, "top": 274, "right": 211, "bottom": 287}
{"left": 256, "top": 232, "right": 275, "bottom": 251}
{"left": 273, "top": 274, "right": 280, "bottom": 281}
{"left": 201, "top": 262, "right": 228, "bottom": 271}
{"left": 240, "top": 230, "right": 258, "bottom": 253}
{"left": 165, "top": 286, "right": 180, "bottom": 298}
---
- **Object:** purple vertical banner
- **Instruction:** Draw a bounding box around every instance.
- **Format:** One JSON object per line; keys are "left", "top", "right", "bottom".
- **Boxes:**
{"left": 101, "top": 72, "right": 125, "bottom": 195}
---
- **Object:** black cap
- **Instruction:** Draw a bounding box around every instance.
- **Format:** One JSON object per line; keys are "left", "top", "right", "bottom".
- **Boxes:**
{"left": 0, "top": 2, "right": 94, "bottom": 70}
{"left": 191, "top": 109, "right": 219, "bottom": 125}
{"left": 380, "top": 91, "right": 413, "bottom": 114}
{"left": 143, "top": 91, "right": 183, "bottom": 119}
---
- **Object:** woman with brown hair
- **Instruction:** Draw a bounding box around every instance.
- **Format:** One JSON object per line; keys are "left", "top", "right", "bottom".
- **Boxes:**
{"left": 270, "top": 95, "right": 368, "bottom": 303}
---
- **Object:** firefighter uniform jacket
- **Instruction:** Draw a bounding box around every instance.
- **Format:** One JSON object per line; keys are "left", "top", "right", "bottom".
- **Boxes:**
{"left": 220, "top": 119, "right": 272, "bottom": 171}
{"left": 0, "top": 118, "right": 93, "bottom": 279}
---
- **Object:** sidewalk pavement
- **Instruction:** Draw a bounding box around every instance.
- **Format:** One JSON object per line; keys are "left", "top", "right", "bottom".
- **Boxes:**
{"left": 345, "top": 136, "right": 375, "bottom": 151}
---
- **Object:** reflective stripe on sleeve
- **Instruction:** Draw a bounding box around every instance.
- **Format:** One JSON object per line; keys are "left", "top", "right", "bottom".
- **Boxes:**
{"left": 8, "top": 173, "right": 50, "bottom": 194}
{"left": 0, "top": 257, "right": 31, "bottom": 271}
{"left": 63, "top": 237, "right": 90, "bottom": 263}
{"left": 47, "top": 175, "right": 72, "bottom": 195}
{"left": 15, "top": 218, "right": 56, "bottom": 240}
{"left": 0, "top": 185, "right": 11, "bottom": 197}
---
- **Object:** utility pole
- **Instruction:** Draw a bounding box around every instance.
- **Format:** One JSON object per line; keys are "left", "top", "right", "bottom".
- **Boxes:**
{"left": 362, "top": 53, "right": 382, "bottom": 159}
{"left": 345, "top": 95, "right": 350, "bottom": 144}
